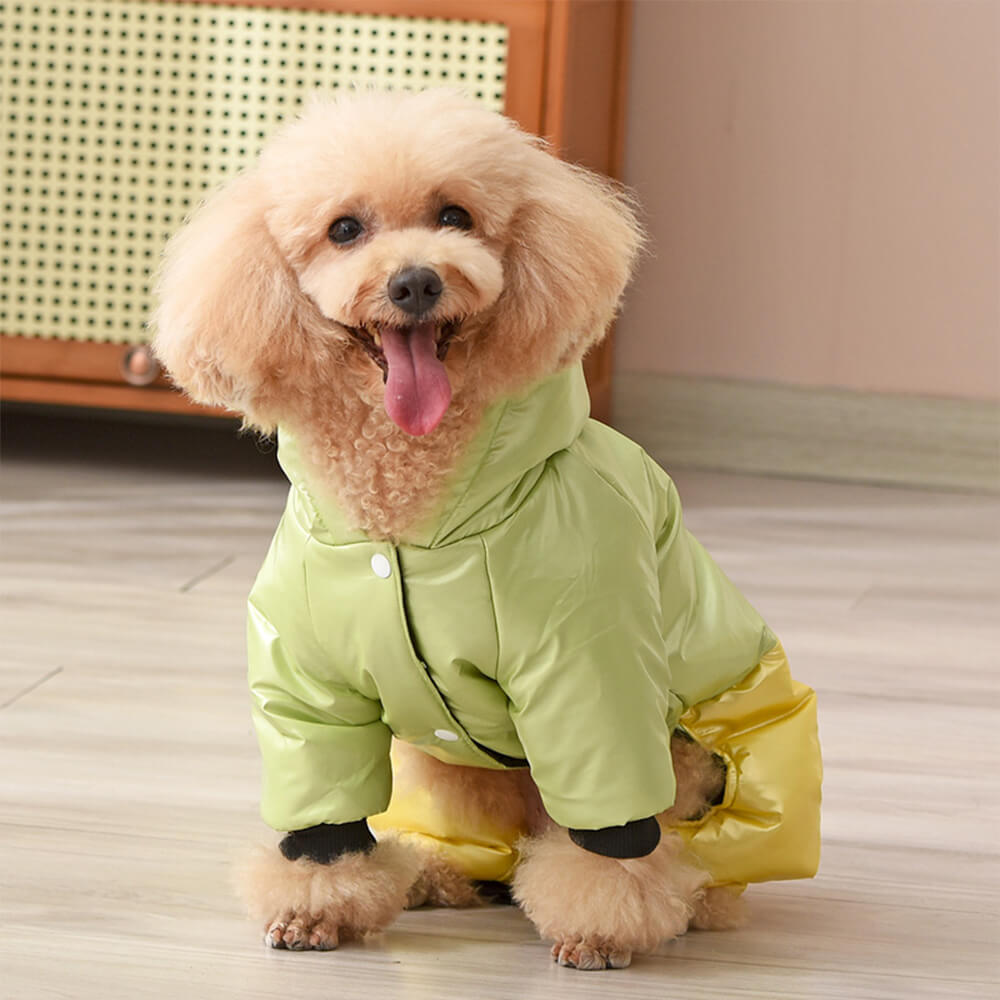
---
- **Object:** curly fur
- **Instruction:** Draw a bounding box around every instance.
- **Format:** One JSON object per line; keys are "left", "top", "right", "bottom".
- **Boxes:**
{"left": 659, "top": 732, "right": 728, "bottom": 824}
{"left": 512, "top": 827, "right": 711, "bottom": 969}
{"left": 153, "top": 89, "right": 642, "bottom": 540}
{"left": 390, "top": 739, "right": 549, "bottom": 838}
{"left": 236, "top": 837, "right": 423, "bottom": 949}
{"left": 404, "top": 849, "right": 483, "bottom": 909}
{"left": 691, "top": 886, "right": 749, "bottom": 931}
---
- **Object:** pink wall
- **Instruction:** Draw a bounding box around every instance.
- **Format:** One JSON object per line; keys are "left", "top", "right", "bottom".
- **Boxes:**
{"left": 615, "top": 1, "right": 999, "bottom": 400}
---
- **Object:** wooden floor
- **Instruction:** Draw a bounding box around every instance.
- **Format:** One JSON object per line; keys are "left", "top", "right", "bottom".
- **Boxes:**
{"left": 1, "top": 410, "right": 998, "bottom": 999}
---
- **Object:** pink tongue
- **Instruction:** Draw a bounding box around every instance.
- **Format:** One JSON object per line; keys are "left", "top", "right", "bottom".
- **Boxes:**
{"left": 380, "top": 323, "right": 452, "bottom": 436}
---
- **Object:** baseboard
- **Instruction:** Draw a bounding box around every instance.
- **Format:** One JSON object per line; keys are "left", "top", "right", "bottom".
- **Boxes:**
{"left": 611, "top": 373, "right": 1000, "bottom": 494}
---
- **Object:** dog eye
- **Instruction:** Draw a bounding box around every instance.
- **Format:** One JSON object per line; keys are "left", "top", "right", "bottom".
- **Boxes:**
{"left": 438, "top": 205, "right": 473, "bottom": 230}
{"left": 329, "top": 217, "right": 364, "bottom": 245}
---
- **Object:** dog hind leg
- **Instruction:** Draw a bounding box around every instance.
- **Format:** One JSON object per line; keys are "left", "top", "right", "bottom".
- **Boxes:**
{"left": 690, "top": 885, "right": 748, "bottom": 930}
{"left": 405, "top": 848, "right": 483, "bottom": 908}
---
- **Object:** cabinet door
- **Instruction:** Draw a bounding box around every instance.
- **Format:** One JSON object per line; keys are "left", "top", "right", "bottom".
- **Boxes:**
{"left": 1, "top": 0, "right": 626, "bottom": 420}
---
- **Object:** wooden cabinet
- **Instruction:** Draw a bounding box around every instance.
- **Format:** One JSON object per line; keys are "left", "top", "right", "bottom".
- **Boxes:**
{"left": 0, "top": 0, "right": 630, "bottom": 420}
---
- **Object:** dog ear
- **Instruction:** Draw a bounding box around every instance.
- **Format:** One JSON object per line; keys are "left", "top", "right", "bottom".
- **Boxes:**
{"left": 497, "top": 148, "right": 644, "bottom": 370}
{"left": 152, "top": 171, "right": 308, "bottom": 425}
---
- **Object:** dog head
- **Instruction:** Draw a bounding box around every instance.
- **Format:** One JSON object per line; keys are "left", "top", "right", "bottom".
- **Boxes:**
{"left": 154, "top": 89, "right": 642, "bottom": 435}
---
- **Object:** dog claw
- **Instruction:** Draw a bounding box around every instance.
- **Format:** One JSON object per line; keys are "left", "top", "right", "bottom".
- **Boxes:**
{"left": 265, "top": 920, "right": 288, "bottom": 949}
{"left": 551, "top": 939, "right": 632, "bottom": 971}
{"left": 308, "top": 920, "right": 340, "bottom": 951}
{"left": 282, "top": 918, "right": 311, "bottom": 950}
{"left": 264, "top": 914, "right": 340, "bottom": 952}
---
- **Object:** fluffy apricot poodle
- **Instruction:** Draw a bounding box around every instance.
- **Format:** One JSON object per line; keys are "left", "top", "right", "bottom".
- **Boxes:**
{"left": 154, "top": 89, "right": 821, "bottom": 971}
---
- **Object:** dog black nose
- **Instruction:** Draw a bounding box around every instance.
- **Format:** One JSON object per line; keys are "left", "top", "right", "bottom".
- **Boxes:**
{"left": 387, "top": 267, "right": 443, "bottom": 317}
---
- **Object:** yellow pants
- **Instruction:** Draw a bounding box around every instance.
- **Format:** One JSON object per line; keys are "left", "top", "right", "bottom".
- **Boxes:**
{"left": 371, "top": 642, "right": 822, "bottom": 887}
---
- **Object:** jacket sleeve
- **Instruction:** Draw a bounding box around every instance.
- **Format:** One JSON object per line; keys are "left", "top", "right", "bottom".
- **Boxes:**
{"left": 247, "top": 514, "right": 392, "bottom": 832}
{"left": 486, "top": 456, "right": 679, "bottom": 831}
{"left": 642, "top": 457, "right": 777, "bottom": 709}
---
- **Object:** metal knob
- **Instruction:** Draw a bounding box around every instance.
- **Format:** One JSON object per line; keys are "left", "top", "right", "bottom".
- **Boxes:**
{"left": 120, "top": 345, "right": 161, "bottom": 387}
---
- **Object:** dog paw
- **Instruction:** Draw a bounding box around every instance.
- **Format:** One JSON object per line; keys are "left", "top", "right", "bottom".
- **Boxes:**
{"left": 690, "top": 885, "right": 748, "bottom": 931}
{"left": 264, "top": 912, "right": 342, "bottom": 951}
{"left": 235, "top": 837, "right": 423, "bottom": 952}
{"left": 551, "top": 937, "right": 632, "bottom": 971}
{"left": 405, "top": 849, "right": 483, "bottom": 909}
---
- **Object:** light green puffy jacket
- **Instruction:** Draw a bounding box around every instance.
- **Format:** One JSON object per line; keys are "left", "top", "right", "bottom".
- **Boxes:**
{"left": 248, "top": 364, "right": 778, "bottom": 834}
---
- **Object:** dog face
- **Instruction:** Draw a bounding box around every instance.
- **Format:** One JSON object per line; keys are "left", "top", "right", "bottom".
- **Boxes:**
{"left": 257, "top": 94, "right": 515, "bottom": 435}
{"left": 154, "top": 89, "right": 641, "bottom": 434}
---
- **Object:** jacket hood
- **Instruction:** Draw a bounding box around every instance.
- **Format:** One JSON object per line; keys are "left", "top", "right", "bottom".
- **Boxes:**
{"left": 277, "top": 364, "right": 592, "bottom": 547}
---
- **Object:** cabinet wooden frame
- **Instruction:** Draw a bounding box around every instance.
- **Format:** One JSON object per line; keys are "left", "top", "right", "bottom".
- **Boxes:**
{"left": 1, "top": 0, "right": 631, "bottom": 421}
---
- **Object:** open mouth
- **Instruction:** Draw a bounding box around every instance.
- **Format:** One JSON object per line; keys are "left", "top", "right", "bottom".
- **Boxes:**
{"left": 346, "top": 318, "right": 462, "bottom": 376}
{"left": 345, "top": 318, "right": 462, "bottom": 437}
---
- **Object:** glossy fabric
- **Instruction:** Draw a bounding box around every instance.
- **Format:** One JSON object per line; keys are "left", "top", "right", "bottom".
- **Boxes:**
{"left": 247, "top": 364, "right": 822, "bottom": 883}
{"left": 370, "top": 644, "right": 821, "bottom": 886}
{"left": 370, "top": 742, "right": 527, "bottom": 883}
{"left": 675, "top": 641, "right": 822, "bottom": 886}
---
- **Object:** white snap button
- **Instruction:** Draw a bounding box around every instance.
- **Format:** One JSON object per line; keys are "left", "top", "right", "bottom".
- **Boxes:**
{"left": 434, "top": 729, "right": 460, "bottom": 742}
{"left": 370, "top": 553, "right": 392, "bottom": 579}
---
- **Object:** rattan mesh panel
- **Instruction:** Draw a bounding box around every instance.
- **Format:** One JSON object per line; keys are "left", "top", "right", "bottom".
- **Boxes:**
{"left": 1, "top": 0, "right": 508, "bottom": 343}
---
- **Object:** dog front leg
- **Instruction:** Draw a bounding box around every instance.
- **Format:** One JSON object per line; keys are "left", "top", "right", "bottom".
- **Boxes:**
{"left": 511, "top": 826, "right": 709, "bottom": 970}
{"left": 237, "top": 830, "right": 423, "bottom": 951}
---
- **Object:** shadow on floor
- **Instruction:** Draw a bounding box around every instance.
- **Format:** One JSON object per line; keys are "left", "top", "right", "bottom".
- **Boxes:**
{"left": 1, "top": 403, "right": 284, "bottom": 482}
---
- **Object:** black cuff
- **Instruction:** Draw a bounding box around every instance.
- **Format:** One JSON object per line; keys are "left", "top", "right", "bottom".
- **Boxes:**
{"left": 569, "top": 816, "right": 661, "bottom": 859}
{"left": 279, "top": 820, "right": 375, "bottom": 864}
